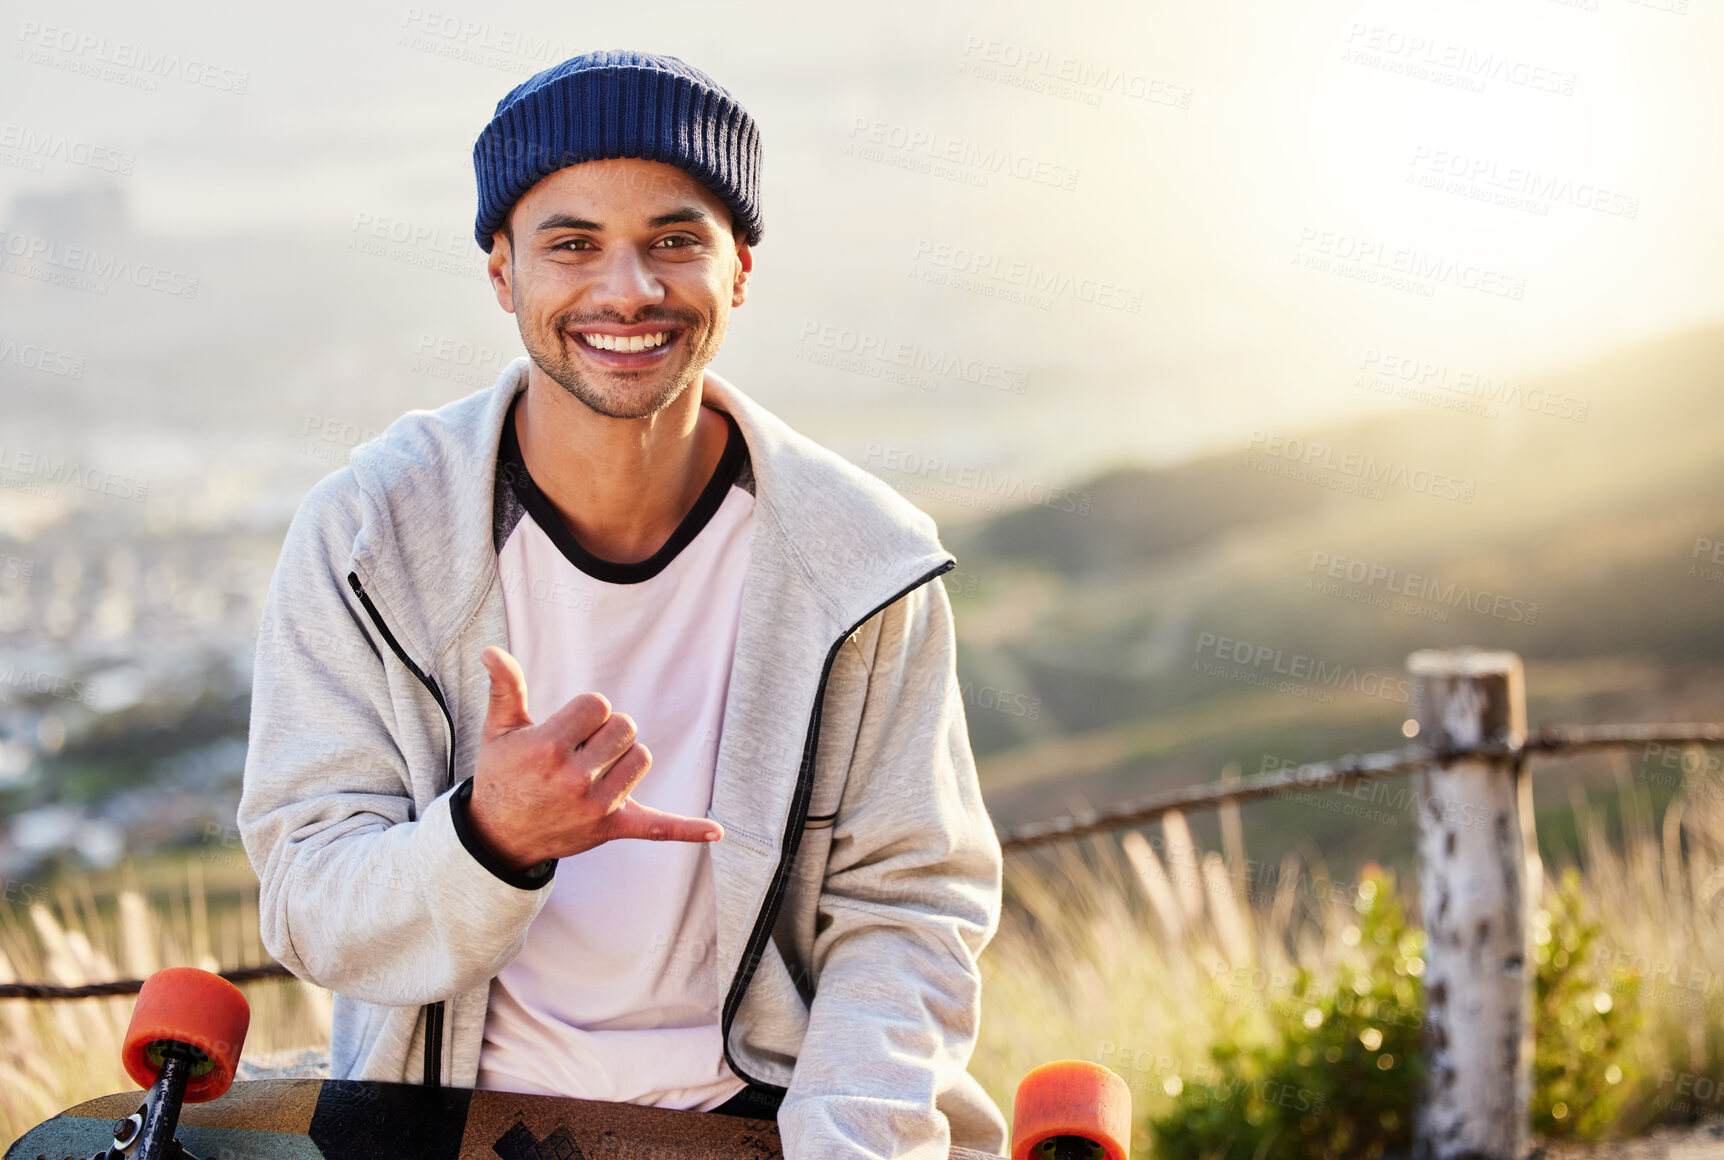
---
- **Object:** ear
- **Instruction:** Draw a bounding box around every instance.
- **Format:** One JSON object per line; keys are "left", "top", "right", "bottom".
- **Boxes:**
{"left": 731, "top": 240, "right": 752, "bottom": 309}
{"left": 488, "top": 233, "right": 516, "bottom": 313}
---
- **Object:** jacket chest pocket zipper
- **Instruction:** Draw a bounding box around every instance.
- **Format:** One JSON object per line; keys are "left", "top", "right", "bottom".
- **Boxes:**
{"left": 718, "top": 559, "right": 954, "bottom": 1091}
{"left": 345, "top": 571, "right": 454, "bottom": 1088}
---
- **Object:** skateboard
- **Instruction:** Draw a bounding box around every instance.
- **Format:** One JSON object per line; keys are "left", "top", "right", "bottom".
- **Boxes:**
{"left": 5, "top": 968, "right": 1130, "bottom": 1160}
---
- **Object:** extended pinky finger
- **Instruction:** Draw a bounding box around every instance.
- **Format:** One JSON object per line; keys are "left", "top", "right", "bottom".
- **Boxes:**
{"left": 612, "top": 798, "right": 724, "bottom": 844}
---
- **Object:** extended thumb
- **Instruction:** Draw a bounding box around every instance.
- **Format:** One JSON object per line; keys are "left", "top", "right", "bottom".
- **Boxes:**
{"left": 481, "top": 645, "right": 531, "bottom": 731}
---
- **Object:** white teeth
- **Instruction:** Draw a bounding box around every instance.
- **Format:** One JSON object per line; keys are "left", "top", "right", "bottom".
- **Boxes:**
{"left": 581, "top": 331, "right": 670, "bottom": 352}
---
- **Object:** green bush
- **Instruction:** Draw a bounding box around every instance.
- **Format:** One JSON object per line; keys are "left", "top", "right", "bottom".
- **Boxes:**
{"left": 1148, "top": 865, "right": 1641, "bottom": 1158}
{"left": 1530, "top": 867, "right": 1641, "bottom": 1139}
{"left": 1149, "top": 867, "right": 1424, "bottom": 1160}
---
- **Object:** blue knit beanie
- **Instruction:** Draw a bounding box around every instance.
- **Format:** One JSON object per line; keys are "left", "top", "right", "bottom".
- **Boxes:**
{"left": 472, "top": 49, "right": 762, "bottom": 253}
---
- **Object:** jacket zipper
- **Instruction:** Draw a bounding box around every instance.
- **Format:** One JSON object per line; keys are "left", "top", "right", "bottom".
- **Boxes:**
{"left": 346, "top": 571, "right": 453, "bottom": 1089}
{"left": 717, "top": 559, "right": 955, "bottom": 1094}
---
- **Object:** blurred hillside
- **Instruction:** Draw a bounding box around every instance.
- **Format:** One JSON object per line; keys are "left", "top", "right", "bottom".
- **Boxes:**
{"left": 946, "top": 322, "right": 1724, "bottom": 863}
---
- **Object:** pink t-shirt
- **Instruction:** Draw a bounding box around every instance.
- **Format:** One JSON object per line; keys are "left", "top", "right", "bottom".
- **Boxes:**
{"left": 475, "top": 396, "right": 753, "bottom": 1111}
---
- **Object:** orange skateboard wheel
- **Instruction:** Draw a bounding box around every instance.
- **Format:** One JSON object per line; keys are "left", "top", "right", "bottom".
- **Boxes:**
{"left": 121, "top": 967, "right": 251, "bottom": 1102}
{"left": 1011, "top": 1059, "right": 1132, "bottom": 1160}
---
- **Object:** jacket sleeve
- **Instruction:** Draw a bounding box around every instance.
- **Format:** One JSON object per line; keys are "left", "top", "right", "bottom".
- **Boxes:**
{"left": 237, "top": 467, "right": 553, "bottom": 1008}
{"left": 777, "top": 573, "right": 1008, "bottom": 1160}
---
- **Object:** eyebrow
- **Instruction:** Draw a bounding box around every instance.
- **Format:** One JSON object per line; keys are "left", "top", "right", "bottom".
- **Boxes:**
{"left": 533, "top": 207, "right": 713, "bottom": 234}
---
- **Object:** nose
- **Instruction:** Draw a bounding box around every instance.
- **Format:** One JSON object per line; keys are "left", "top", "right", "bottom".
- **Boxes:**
{"left": 587, "top": 242, "right": 665, "bottom": 318}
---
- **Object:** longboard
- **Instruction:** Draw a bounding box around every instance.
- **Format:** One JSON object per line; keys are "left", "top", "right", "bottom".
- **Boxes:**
{"left": 2, "top": 1077, "right": 1008, "bottom": 1159}
{"left": 5, "top": 968, "right": 1130, "bottom": 1160}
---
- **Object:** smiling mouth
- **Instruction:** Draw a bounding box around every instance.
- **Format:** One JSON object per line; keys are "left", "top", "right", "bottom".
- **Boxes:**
{"left": 579, "top": 330, "right": 672, "bottom": 352}
{"left": 567, "top": 327, "right": 682, "bottom": 367}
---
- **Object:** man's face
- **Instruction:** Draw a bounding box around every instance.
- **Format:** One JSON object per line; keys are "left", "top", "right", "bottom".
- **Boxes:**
{"left": 487, "top": 158, "right": 752, "bottom": 420}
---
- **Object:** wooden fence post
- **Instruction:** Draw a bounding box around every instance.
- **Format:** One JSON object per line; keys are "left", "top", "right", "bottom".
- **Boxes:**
{"left": 1409, "top": 648, "right": 1536, "bottom": 1160}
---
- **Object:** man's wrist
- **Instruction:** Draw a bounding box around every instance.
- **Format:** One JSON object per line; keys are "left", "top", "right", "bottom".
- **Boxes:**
{"left": 450, "top": 777, "right": 556, "bottom": 889}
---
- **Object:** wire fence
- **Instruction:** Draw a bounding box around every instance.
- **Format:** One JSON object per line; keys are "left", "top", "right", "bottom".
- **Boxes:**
{"left": 0, "top": 963, "right": 293, "bottom": 1000}
{"left": 3, "top": 721, "right": 1721, "bottom": 1002}
{"left": 996, "top": 722, "right": 1724, "bottom": 853}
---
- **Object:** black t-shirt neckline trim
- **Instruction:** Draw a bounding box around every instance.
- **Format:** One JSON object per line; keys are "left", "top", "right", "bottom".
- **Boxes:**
{"left": 497, "top": 392, "right": 748, "bottom": 586}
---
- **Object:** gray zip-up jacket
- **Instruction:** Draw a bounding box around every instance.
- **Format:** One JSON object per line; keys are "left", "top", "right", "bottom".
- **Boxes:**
{"left": 237, "top": 359, "right": 1009, "bottom": 1159}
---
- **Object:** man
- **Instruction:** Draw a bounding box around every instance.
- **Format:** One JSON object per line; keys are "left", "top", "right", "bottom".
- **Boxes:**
{"left": 239, "top": 49, "right": 1007, "bottom": 1159}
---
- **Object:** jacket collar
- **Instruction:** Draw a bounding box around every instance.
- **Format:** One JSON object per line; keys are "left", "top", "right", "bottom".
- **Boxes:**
{"left": 343, "top": 357, "right": 954, "bottom": 666}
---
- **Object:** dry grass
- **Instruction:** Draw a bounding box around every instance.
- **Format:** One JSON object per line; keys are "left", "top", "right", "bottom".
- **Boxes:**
{"left": 0, "top": 857, "right": 331, "bottom": 1149}
{"left": 1563, "top": 752, "right": 1724, "bottom": 1132}
{"left": 972, "top": 803, "right": 1375, "bottom": 1158}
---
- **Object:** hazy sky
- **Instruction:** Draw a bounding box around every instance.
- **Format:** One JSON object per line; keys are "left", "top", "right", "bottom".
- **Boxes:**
{"left": 2, "top": 0, "right": 1719, "bottom": 507}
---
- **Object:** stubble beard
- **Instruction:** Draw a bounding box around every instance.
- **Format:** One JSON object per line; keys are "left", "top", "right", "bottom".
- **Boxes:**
{"left": 515, "top": 290, "right": 718, "bottom": 421}
{"left": 523, "top": 326, "right": 682, "bottom": 419}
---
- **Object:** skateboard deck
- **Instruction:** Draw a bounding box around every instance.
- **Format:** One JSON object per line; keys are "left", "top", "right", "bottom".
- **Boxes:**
{"left": 4, "top": 1077, "right": 1008, "bottom": 1159}
{"left": 8, "top": 969, "right": 1126, "bottom": 1160}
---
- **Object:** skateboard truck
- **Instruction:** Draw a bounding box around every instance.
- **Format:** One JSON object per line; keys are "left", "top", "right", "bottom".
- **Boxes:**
{"left": 90, "top": 1041, "right": 208, "bottom": 1160}
{"left": 1023, "top": 1141, "right": 1108, "bottom": 1160}
{"left": 76, "top": 968, "right": 252, "bottom": 1160}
